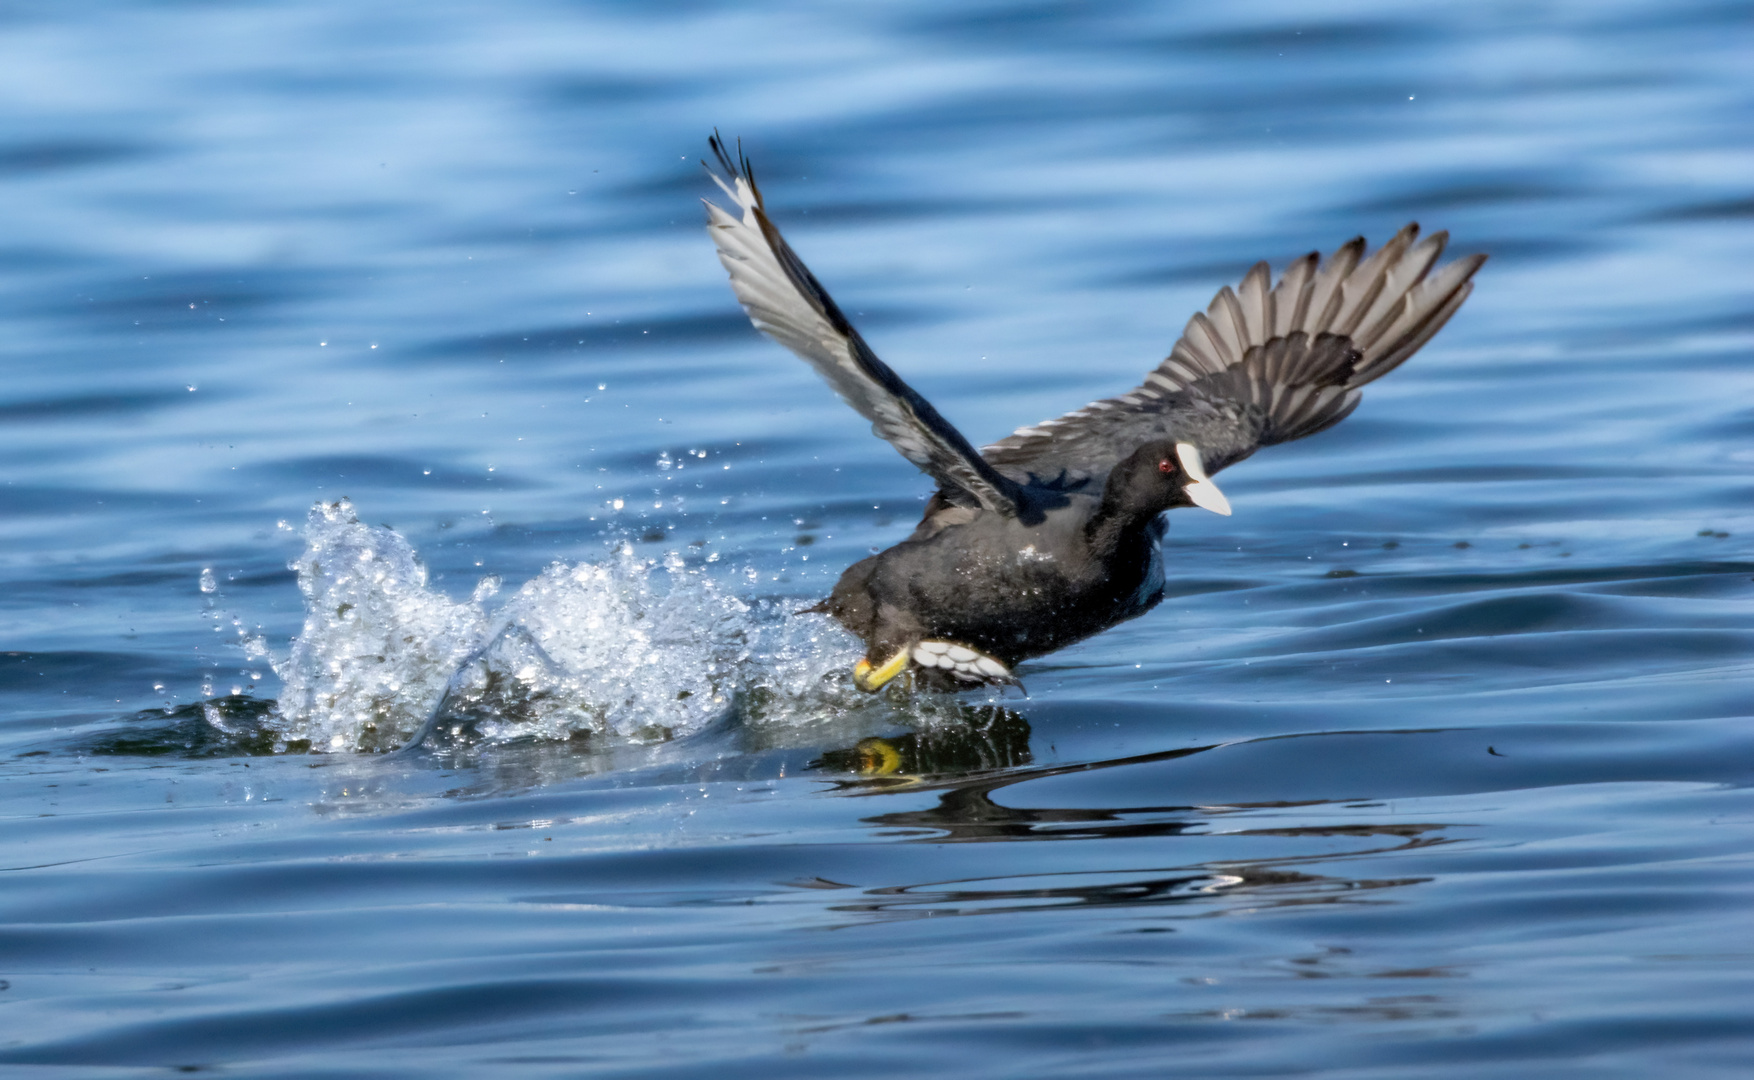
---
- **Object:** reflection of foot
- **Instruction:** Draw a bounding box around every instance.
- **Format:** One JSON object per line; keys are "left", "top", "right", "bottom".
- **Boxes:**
{"left": 810, "top": 704, "right": 1034, "bottom": 779}
{"left": 853, "top": 737, "right": 904, "bottom": 776}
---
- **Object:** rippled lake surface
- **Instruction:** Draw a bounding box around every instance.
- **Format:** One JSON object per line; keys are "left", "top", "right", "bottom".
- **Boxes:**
{"left": 4, "top": 1, "right": 1754, "bottom": 1075}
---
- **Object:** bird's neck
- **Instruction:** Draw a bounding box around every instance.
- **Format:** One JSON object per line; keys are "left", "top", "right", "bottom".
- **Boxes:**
{"left": 1085, "top": 492, "right": 1163, "bottom": 559}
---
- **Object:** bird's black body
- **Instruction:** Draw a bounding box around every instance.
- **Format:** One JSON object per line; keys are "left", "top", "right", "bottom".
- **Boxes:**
{"left": 816, "top": 442, "right": 1196, "bottom": 673}
{"left": 703, "top": 134, "right": 1484, "bottom": 691}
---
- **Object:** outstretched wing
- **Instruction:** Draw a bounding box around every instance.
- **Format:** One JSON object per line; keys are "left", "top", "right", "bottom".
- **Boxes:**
{"left": 984, "top": 225, "right": 1485, "bottom": 481}
{"left": 702, "top": 135, "right": 1024, "bottom": 516}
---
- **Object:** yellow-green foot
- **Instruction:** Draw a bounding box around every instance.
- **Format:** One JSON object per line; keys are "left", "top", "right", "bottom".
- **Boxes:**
{"left": 853, "top": 648, "right": 910, "bottom": 692}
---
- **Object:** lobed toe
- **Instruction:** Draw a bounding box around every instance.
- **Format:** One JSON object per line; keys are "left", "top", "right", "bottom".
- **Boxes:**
{"left": 912, "top": 640, "right": 1015, "bottom": 686}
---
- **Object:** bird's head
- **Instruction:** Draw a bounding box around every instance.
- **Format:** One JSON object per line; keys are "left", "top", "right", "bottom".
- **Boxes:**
{"left": 1106, "top": 441, "right": 1232, "bottom": 518}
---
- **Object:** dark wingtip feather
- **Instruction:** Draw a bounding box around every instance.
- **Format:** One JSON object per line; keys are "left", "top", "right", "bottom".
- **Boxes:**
{"left": 742, "top": 142, "right": 762, "bottom": 206}
{"left": 709, "top": 130, "right": 741, "bottom": 177}
{"left": 708, "top": 130, "right": 733, "bottom": 175}
{"left": 704, "top": 131, "right": 765, "bottom": 210}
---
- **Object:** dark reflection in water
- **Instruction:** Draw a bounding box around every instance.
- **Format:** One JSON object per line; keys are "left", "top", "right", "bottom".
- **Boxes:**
{"left": 82, "top": 695, "right": 297, "bottom": 757}
{"left": 837, "top": 741, "right": 1215, "bottom": 839}
{"left": 815, "top": 726, "right": 1452, "bottom": 924}
{"left": 832, "top": 864, "right": 1432, "bottom": 922}
{"left": 811, "top": 704, "right": 1034, "bottom": 779}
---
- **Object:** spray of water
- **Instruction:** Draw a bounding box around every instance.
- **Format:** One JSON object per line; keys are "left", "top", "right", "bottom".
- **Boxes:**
{"left": 270, "top": 500, "right": 868, "bottom": 753}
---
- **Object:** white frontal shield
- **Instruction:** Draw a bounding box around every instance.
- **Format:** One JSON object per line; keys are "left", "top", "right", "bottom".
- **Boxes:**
{"left": 1176, "top": 442, "right": 1232, "bottom": 516}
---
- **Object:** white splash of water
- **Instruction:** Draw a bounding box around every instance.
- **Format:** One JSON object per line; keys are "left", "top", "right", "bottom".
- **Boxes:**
{"left": 272, "top": 499, "right": 863, "bottom": 752}
{"left": 274, "top": 500, "right": 488, "bottom": 751}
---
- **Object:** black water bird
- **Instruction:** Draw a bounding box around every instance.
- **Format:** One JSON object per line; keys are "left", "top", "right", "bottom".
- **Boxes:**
{"left": 703, "top": 136, "right": 1484, "bottom": 692}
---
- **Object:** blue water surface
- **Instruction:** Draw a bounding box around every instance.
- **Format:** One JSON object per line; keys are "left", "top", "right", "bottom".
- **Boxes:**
{"left": 4, "top": 1, "right": 1754, "bottom": 1076}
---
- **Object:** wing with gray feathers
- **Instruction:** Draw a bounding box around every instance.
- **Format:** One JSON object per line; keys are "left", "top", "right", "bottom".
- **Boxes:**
{"left": 702, "top": 135, "right": 1024, "bottom": 516}
{"left": 984, "top": 225, "right": 1485, "bottom": 482}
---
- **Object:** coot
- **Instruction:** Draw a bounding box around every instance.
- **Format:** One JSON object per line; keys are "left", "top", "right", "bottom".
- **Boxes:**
{"left": 703, "top": 136, "right": 1484, "bottom": 692}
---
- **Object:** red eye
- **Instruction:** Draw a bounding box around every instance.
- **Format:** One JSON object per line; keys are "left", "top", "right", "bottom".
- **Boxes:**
{"left": 1158, "top": 459, "right": 1173, "bottom": 474}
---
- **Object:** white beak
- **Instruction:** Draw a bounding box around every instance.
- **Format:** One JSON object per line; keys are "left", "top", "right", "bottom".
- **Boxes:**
{"left": 1176, "top": 442, "right": 1232, "bottom": 516}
